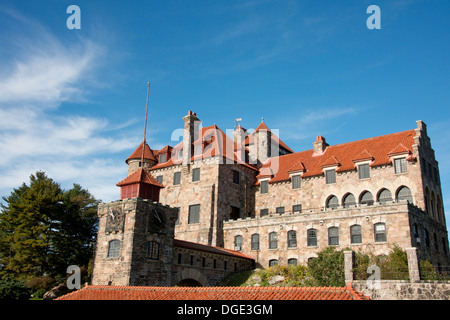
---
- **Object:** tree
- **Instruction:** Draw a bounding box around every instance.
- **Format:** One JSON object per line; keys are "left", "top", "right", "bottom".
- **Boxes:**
{"left": 0, "top": 172, "right": 99, "bottom": 283}
{"left": 307, "top": 247, "right": 346, "bottom": 287}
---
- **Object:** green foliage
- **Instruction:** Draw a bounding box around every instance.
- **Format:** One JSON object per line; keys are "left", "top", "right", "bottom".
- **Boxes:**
{"left": 0, "top": 171, "right": 99, "bottom": 284}
{"left": 307, "top": 247, "right": 346, "bottom": 287}
{"left": 0, "top": 278, "right": 31, "bottom": 300}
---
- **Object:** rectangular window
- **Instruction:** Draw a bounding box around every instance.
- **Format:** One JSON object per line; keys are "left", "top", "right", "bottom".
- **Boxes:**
{"left": 195, "top": 145, "right": 202, "bottom": 155}
{"left": 292, "top": 204, "right": 302, "bottom": 214}
{"left": 188, "top": 204, "right": 200, "bottom": 224}
{"left": 174, "top": 207, "right": 180, "bottom": 225}
{"left": 394, "top": 158, "right": 407, "bottom": 174}
{"left": 328, "top": 227, "right": 339, "bottom": 245}
{"left": 173, "top": 172, "right": 181, "bottom": 185}
{"left": 159, "top": 153, "right": 166, "bottom": 163}
{"left": 307, "top": 229, "right": 317, "bottom": 247}
{"left": 192, "top": 168, "right": 200, "bottom": 182}
{"left": 230, "top": 206, "right": 240, "bottom": 220}
{"left": 292, "top": 175, "right": 301, "bottom": 189}
{"left": 276, "top": 206, "right": 285, "bottom": 214}
{"left": 233, "top": 170, "right": 240, "bottom": 184}
{"left": 260, "top": 208, "right": 269, "bottom": 217}
{"left": 374, "top": 223, "right": 387, "bottom": 242}
{"left": 325, "top": 170, "right": 336, "bottom": 184}
{"left": 269, "top": 232, "right": 278, "bottom": 249}
{"left": 156, "top": 175, "right": 163, "bottom": 184}
{"left": 358, "top": 164, "right": 370, "bottom": 179}
{"left": 146, "top": 241, "right": 159, "bottom": 260}
{"left": 251, "top": 234, "right": 260, "bottom": 250}
{"left": 260, "top": 180, "right": 268, "bottom": 194}
{"left": 177, "top": 149, "right": 183, "bottom": 159}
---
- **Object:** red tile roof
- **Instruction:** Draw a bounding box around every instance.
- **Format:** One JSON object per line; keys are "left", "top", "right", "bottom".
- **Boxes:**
{"left": 126, "top": 141, "right": 157, "bottom": 163}
{"left": 244, "top": 120, "right": 294, "bottom": 153}
{"left": 258, "top": 129, "right": 416, "bottom": 184}
{"left": 173, "top": 239, "right": 254, "bottom": 260}
{"left": 57, "top": 283, "right": 369, "bottom": 300}
{"left": 116, "top": 168, "right": 164, "bottom": 188}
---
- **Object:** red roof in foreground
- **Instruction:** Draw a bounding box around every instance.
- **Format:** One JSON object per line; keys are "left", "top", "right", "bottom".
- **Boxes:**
{"left": 57, "top": 283, "right": 369, "bottom": 300}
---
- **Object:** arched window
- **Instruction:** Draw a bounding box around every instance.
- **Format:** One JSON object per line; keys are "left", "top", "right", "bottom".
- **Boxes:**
{"left": 287, "top": 230, "right": 297, "bottom": 248}
{"left": 350, "top": 225, "right": 362, "bottom": 244}
{"left": 343, "top": 193, "right": 356, "bottom": 208}
{"left": 146, "top": 241, "right": 159, "bottom": 260}
{"left": 234, "top": 235, "right": 243, "bottom": 251}
{"left": 431, "top": 192, "right": 436, "bottom": 219}
{"left": 360, "top": 191, "right": 374, "bottom": 206}
{"left": 396, "top": 186, "right": 413, "bottom": 203}
{"left": 107, "top": 240, "right": 120, "bottom": 258}
{"left": 328, "top": 227, "right": 339, "bottom": 245}
{"left": 288, "top": 258, "right": 298, "bottom": 266}
{"left": 326, "top": 195, "right": 339, "bottom": 209}
{"left": 378, "top": 189, "right": 392, "bottom": 204}
{"left": 269, "top": 259, "right": 278, "bottom": 267}
{"left": 269, "top": 232, "right": 278, "bottom": 249}
{"left": 251, "top": 234, "right": 260, "bottom": 250}
{"left": 307, "top": 229, "right": 317, "bottom": 247}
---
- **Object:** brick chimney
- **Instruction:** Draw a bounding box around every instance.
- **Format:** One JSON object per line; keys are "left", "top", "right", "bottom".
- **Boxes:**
{"left": 313, "top": 135, "right": 328, "bottom": 155}
{"left": 182, "top": 111, "right": 201, "bottom": 166}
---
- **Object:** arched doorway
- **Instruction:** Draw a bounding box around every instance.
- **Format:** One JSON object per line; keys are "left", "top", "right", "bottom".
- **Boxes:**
{"left": 176, "top": 278, "right": 203, "bottom": 287}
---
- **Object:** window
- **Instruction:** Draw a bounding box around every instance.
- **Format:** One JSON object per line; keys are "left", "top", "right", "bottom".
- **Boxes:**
{"left": 159, "top": 153, "right": 167, "bottom": 163}
{"left": 202, "top": 257, "right": 206, "bottom": 267}
{"left": 378, "top": 189, "right": 392, "bottom": 204}
{"left": 195, "top": 145, "right": 202, "bottom": 155}
{"left": 325, "top": 169, "right": 336, "bottom": 184}
{"left": 174, "top": 207, "right": 180, "bottom": 225}
{"left": 177, "top": 149, "right": 183, "bottom": 159}
{"left": 360, "top": 191, "right": 374, "bottom": 206}
{"left": 433, "top": 233, "right": 439, "bottom": 252}
{"left": 343, "top": 193, "right": 356, "bottom": 208}
{"left": 260, "top": 208, "right": 269, "bottom": 217}
{"left": 173, "top": 172, "right": 181, "bottom": 185}
{"left": 231, "top": 206, "right": 240, "bottom": 220}
{"left": 107, "top": 240, "right": 120, "bottom": 258}
{"left": 260, "top": 180, "right": 268, "bottom": 194}
{"left": 192, "top": 168, "right": 200, "bottom": 182}
{"left": 328, "top": 227, "right": 339, "bottom": 245}
{"left": 276, "top": 206, "right": 285, "bottom": 214}
{"left": 397, "top": 186, "right": 412, "bottom": 203}
{"left": 178, "top": 253, "right": 182, "bottom": 264}
{"left": 443, "top": 238, "right": 448, "bottom": 256}
{"left": 287, "top": 230, "right": 297, "bottom": 248}
{"left": 156, "top": 175, "right": 163, "bottom": 184}
{"left": 251, "top": 234, "right": 260, "bottom": 250}
{"left": 358, "top": 164, "right": 370, "bottom": 179}
{"left": 234, "top": 235, "right": 243, "bottom": 251}
{"left": 146, "top": 241, "right": 159, "bottom": 260}
{"left": 213, "top": 259, "right": 217, "bottom": 269}
{"left": 350, "top": 225, "right": 362, "bottom": 244}
{"left": 374, "top": 223, "right": 387, "bottom": 242}
{"left": 188, "top": 204, "right": 200, "bottom": 224}
{"left": 307, "top": 229, "right": 317, "bottom": 247}
{"left": 269, "top": 232, "right": 278, "bottom": 249}
{"left": 190, "top": 255, "right": 194, "bottom": 266}
{"left": 326, "top": 195, "right": 339, "bottom": 209}
{"left": 424, "top": 229, "right": 430, "bottom": 248}
{"left": 292, "top": 204, "right": 302, "bottom": 214}
{"left": 233, "top": 170, "right": 240, "bottom": 184}
{"left": 394, "top": 158, "right": 407, "bottom": 174}
{"left": 288, "top": 258, "right": 298, "bottom": 266}
{"left": 292, "top": 175, "right": 301, "bottom": 189}
{"left": 269, "top": 259, "right": 278, "bottom": 267}
{"left": 224, "top": 261, "right": 227, "bottom": 270}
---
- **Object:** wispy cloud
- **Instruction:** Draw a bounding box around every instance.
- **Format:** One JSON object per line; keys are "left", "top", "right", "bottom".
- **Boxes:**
{"left": 0, "top": 7, "right": 135, "bottom": 202}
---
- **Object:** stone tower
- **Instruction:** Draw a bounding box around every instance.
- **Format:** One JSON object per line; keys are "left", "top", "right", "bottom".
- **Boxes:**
{"left": 126, "top": 141, "right": 158, "bottom": 176}
{"left": 249, "top": 119, "right": 272, "bottom": 165}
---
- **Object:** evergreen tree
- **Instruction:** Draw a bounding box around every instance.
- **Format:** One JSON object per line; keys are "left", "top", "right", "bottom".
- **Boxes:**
{"left": 0, "top": 172, "right": 98, "bottom": 282}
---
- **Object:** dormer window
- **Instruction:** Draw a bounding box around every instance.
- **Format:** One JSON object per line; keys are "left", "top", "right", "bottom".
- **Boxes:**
{"left": 325, "top": 169, "right": 336, "bottom": 184}
{"left": 177, "top": 149, "right": 183, "bottom": 159}
{"left": 195, "top": 145, "right": 202, "bottom": 155}
{"left": 159, "top": 153, "right": 167, "bottom": 163}
{"left": 394, "top": 157, "right": 407, "bottom": 174}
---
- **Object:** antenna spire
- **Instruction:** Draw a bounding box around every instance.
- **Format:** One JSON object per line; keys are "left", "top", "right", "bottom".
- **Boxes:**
{"left": 140, "top": 82, "right": 150, "bottom": 169}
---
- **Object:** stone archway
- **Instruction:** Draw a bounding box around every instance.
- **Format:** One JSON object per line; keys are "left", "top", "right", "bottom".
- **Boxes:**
{"left": 176, "top": 278, "right": 203, "bottom": 287}
{"left": 173, "top": 267, "right": 208, "bottom": 287}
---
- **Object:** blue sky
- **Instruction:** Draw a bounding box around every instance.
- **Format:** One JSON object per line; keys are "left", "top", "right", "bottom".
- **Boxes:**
{"left": 0, "top": 0, "right": 449, "bottom": 231}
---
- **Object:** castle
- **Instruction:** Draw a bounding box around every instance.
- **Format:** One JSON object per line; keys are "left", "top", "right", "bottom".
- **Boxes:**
{"left": 91, "top": 110, "right": 449, "bottom": 286}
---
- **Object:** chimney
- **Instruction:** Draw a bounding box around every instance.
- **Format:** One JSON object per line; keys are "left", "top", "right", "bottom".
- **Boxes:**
{"left": 313, "top": 135, "right": 328, "bottom": 155}
{"left": 182, "top": 110, "right": 200, "bottom": 166}
{"left": 233, "top": 124, "right": 247, "bottom": 162}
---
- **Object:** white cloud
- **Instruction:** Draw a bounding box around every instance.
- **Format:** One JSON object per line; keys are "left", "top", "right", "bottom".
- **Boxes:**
{"left": 0, "top": 7, "right": 137, "bottom": 203}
